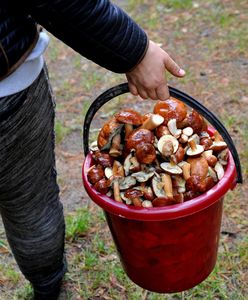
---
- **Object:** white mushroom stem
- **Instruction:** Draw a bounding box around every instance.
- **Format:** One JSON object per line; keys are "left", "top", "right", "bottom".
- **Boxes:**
{"left": 162, "top": 174, "right": 173, "bottom": 199}
{"left": 178, "top": 161, "right": 191, "bottom": 180}
{"left": 109, "top": 134, "right": 122, "bottom": 157}
{"left": 140, "top": 114, "right": 164, "bottom": 131}
{"left": 113, "top": 180, "right": 122, "bottom": 202}
{"left": 167, "top": 118, "right": 182, "bottom": 138}
{"left": 188, "top": 138, "right": 197, "bottom": 151}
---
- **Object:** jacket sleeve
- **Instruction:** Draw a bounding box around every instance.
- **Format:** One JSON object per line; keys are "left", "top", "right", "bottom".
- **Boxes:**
{"left": 23, "top": 0, "right": 149, "bottom": 73}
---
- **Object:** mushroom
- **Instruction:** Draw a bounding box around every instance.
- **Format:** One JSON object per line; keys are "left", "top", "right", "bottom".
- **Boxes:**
{"left": 109, "top": 133, "right": 123, "bottom": 157}
{"left": 187, "top": 156, "right": 209, "bottom": 178}
{"left": 97, "top": 118, "right": 123, "bottom": 154}
{"left": 171, "top": 144, "right": 185, "bottom": 164}
{"left": 112, "top": 160, "right": 125, "bottom": 202}
{"left": 94, "top": 178, "right": 111, "bottom": 194}
{"left": 125, "top": 128, "right": 155, "bottom": 153}
{"left": 89, "top": 140, "right": 99, "bottom": 152}
{"left": 153, "top": 98, "right": 187, "bottom": 125}
{"left": 115, "top": 109, "right": 143, "bottom": 140}
{"left": 202, "top": 150, "right": 217, "bottom": 167}
{"left": 152, "top": 174, "right": 167, "bottom": 198}
{"left": 157, "top": 135, "right": 179, "bottom": 156}
{"left": 218, "top": 149, "right": 229, "bottom": 166}
{"left": 186, "top": 175, "right": 208, "bottom": 193}
{"left": 131, "top": 170, "right": 155, "bottom": 183}
{"left": 87, "top": 165, "right": 105, "bottom": 184}
{"left": 155, "top": 125, "right": 170, "bottom": 139}
{"left": 178, "top": 161, "right": 191, "bottom": 180}
{"left": 184, "top": 190, "right": 200, "bottom": 201}
{"left": 167, "top": 118, "right": 182, "bottom": 138}
{"left": 140, "top": 114, "right": 164, "bottom": 131}
{"left": 161, "top": 173, "right": 173, "bottom": 199}
{"left": 120, "top": 192, "right": 132, "bottom": 205}
{"left": 123, "top": 152, "right": 141, "bottom": 176}
{"left": 172, "top": 175, "right": 186, "bottom": 193}
{"left": 210, "top": 131, "right": 227, "bottom": 152}
{"left": 187, "top": 109, "right": 208, "bottom": 134}
{"left": 200, "top": 136, "right": 213, "bottom": 150}
{"left": 119, "top": 176, "right": 136, "bottom": 190}
{"left": 208, "top": 167, "right": 218, "bottom": 182}
{"left": 135, "top": 143, "right": 156, "bottom": 164}
{"left": 214, "top": 162, "right": 225, "bottom": 180}
{"left": 92, "top": 150, "right": 114, "bottom": 168}
{"left": 124, "top": 189, "right": 143, "bottom": 207}
{"left": 179, "top": 134, "right": 189, "bottom": 144}
{"left": 186, "top": 138, "right": 204, "bottom": 156}
{"left": 160, "top": 162, "right": 183, "bottom": 175}
{"left": 104, "top": 167, "right": 113, "bottom": 179}
{"left": 182, "top": 127, "right": 193, "bottom": 137}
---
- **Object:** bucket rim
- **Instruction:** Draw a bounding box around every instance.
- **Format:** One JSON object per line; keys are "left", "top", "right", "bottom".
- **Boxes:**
{"left": 82, "top": 151, "right": 236, "bottom": 221}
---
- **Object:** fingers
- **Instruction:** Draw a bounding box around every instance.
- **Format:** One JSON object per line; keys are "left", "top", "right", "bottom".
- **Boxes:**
{"left": 155, "top": 84, "right": 170, "bottom": 101}
{"left": 164, "top": 54, "right": 185, "bottom": 78}
{"left": 128, "top": 82, "right": 138, "bottom": 96}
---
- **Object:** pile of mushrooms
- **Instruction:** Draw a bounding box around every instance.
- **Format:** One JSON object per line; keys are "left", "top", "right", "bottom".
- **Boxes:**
{"left": 87, "top": 98, "right": 229, "bottom": 208}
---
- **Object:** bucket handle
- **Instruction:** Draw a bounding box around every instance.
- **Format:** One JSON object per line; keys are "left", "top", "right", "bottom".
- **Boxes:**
{"left": 83, "top": 83, "right": 242, "bottom": 184}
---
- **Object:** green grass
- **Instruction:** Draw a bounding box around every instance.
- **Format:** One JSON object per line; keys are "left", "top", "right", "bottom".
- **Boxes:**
{"left": 55, "top": 119, "right": 70, "bottom": 144}
{"left": 65, "top": 208, "right": 91, "bottom": 242}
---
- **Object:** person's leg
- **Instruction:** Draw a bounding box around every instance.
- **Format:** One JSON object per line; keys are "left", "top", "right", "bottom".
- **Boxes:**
{"left": 0, "top": 67, "right": 67, "bottom": 299}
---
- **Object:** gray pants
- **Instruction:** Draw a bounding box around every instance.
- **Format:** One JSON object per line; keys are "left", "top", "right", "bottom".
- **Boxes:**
{"left": 0, "top": 67, "right": 67, "bottom": 293}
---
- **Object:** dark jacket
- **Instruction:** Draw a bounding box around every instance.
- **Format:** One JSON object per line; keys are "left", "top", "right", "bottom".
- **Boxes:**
{"left": 0, "top": 0, "right": 148, "bottom": 80}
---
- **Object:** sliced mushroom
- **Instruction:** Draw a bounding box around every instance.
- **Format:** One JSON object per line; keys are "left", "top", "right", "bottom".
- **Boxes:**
{"left": 124, "top": 189, "right": 143, "bottom": 207}
{"left": 123, "top": 152, "right": 141, "bottom": 176}
{"left": 215, "top": 162, "right": 225, "bottom": 180}
{"left": 112, "top": 160, "right": 125, "bottom": 202}
{"left": 218, "top": 149, "right": 229, "bottom": 166}
{"left": 152, "top": 175, "right": 166, "bottom": 198}
{"left": 167, "top": 118, "right": 182, "bottom": 138}
{"left": 119, "top": 176, "right": 136, "bottom": 190}
{"left": 172, "top": 175, "right": 186, "bottom": 193}
{"left": 160, "top": 162, "right": 182, "bottom": 175}
{"left": 140, "top": 114, "right": 164, "bottom": 131}
{"left": 157, "top": 135, "right": 179, "bottom": 156}
{"left": 131, "top": 170, "right": 155, "bottom": 183}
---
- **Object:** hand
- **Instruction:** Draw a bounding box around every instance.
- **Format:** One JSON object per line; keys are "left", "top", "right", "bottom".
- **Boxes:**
{"left": 126, "top": 40, "right": 185, "bottom": 100}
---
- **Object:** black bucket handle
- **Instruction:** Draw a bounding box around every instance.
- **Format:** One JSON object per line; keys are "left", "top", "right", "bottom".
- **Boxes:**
{"left": 83, "top": 83, "right": 242, "bottom": 184}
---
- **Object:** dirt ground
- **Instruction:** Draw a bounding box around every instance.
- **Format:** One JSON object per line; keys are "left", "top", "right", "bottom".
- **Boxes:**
{"left": 0, "top": 0, "right": 248, "bottom": 299}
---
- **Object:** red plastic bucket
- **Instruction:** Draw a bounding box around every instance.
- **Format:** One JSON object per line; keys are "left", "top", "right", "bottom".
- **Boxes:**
{"left": 82, "top": 84, "right": 242, "bottom": 293}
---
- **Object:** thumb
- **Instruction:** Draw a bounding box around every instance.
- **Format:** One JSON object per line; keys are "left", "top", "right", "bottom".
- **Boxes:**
{"left": 164, "top": 53, "right": 185, "bottom": 78}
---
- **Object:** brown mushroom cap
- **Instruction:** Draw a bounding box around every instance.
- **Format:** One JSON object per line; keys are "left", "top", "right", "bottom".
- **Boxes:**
{"left": 94, "top": 178, "right": 110, "bottom": 194}
{"left": 155, "top": 125, "right": 170, "bottom": 139}
{"left": 97, "top": 118, "right": 122, "bottom": 149}
{"left": 153, "top": 98, "right": 187, "bottom": 125}
{"left": 185, "top": 175, "right": 208, "bottom": 193}
{"left": 125, "top": 128, "right": 155, "bottom": 152}
{"left": 115, "top": 109, "right": 143, "bottom": 125}
{"left": 92, "top": 150, "right": 114, "bottom": 168}
{"left": 187, "top": 156, "right": 209, "bottom": 178}
{"left": 135, "top": 143, "right": 156, "bottom": 164}
{"left": 87, "top": 165, "right": 104, "bottom": 184}
{"left": 187, "top": 110, "right": 208, "bottom": 134}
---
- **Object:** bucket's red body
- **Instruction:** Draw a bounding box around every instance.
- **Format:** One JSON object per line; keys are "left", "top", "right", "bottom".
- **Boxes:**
{"left": 82, "top": 151, "right": 236, "bottom": 293}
